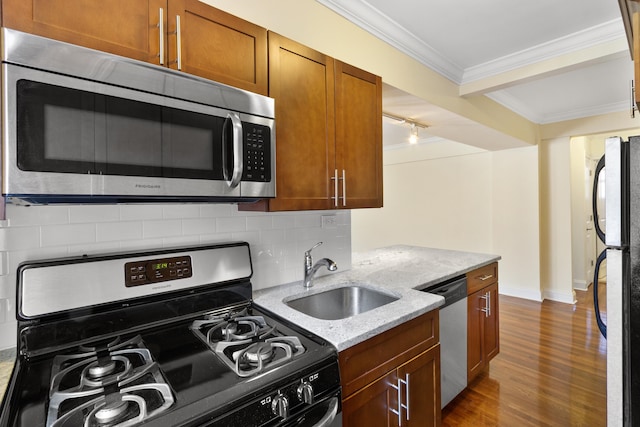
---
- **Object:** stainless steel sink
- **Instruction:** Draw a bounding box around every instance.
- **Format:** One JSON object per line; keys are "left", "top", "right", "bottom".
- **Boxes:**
{"left": 285, "top": 285, "right": 399, "bottom": 320}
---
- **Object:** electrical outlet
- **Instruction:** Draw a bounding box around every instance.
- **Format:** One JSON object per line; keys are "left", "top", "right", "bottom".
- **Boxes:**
{"left": 322, "top": 215, "right": 337, "bottom": 228}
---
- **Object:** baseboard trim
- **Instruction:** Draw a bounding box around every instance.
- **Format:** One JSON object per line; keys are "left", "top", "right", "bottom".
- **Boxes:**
{"left": 499, "top": 286, "right": 577, "bottom": 304}
{"left": 498, "top": 286, "right": 543, "bottom": 302}
{"left": 542, "top": 289, "right": 577, "bottom": 304}
{"left": 573, "top": 279, "right": 589, "bottom": 291}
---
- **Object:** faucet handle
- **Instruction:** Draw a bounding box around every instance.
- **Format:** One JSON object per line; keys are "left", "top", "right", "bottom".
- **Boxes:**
{"left": 305, "top": 242, "right": 323, "bottom": 256}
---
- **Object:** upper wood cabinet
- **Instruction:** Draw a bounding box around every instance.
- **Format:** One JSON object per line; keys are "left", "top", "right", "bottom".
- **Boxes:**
{"left": 334, "top": 61, "right": 383, "bottom": 209}
{"left": 167, "top": 0, "right": 267, "bottom": 94}
{"left": 243, "top": 32, "right": 382, "bottom": 211}
{"left": 1, "top": 0, "right": 268, "bottom": 95}
{"left": 264, "top": 32, "right": 337, "bottom": 211}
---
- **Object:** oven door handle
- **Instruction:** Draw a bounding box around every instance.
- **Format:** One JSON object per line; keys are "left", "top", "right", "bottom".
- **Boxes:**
{"left": 312, "top": 396, "right": 339, "bottom": 427}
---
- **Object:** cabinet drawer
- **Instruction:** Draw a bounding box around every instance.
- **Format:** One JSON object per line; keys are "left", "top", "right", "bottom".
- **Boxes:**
{"left": 339, "top": 310, "right": 438, "bottom": 397}
{"left": 467, "top": 263, "right": 498, "bottom": 295}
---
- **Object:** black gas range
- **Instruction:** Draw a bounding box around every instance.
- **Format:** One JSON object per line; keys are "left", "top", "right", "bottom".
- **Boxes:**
{"left": 0, "top": 242, "right": 341, "bottom": 427}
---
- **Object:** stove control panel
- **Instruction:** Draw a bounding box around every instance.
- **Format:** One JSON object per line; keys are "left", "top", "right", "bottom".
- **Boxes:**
{"left": 125, "top": 255, "right": 193, "bottom": 287}
{"left": 207, "top": 361, "right": 340, "bottom": 426}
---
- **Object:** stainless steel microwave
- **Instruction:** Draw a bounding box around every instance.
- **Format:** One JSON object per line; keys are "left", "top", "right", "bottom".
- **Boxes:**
{"left": 1, "top": 28, "right": 275, "bottom": 204}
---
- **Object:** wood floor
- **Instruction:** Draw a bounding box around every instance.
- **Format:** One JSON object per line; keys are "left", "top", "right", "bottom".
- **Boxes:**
{"left": 441, "top": 287, "right": 607, "bottom": 427}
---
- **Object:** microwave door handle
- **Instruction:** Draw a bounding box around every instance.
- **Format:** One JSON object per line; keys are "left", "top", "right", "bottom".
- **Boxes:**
{"left": 224, "top": 113, "right": 243, "bottom": 189}
{"left": 592, "top": 154, "right": 606, "bottom": 243}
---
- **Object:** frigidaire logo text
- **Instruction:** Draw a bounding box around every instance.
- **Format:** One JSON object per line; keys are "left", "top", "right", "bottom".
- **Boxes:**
{"left": 135, "top": 184, "right": 162, "bottom": 189}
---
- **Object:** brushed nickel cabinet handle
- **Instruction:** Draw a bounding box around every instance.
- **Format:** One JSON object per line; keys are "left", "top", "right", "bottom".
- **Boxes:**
{"left": 341, "top": 169, "right": 346, "bottom": 207}
{"left": 158, "top": 8, "right": 165, "bottom": 65}
{"left": 478, "top": 274, "right": 493, "bottom": 281}
{"left": 330, "top": 169, "right": 339, "bottom": 207}
{"left": 390, "top": 378, "right": 402, "bottom": 425}
{"left": 176, "top": 15, "right": 182, "bottom": 70}
{"left": 404, "top": 373, "right": 410, "bottom": 420}
{"left": 480, "top": 292, "right": 490, "bottom": 318}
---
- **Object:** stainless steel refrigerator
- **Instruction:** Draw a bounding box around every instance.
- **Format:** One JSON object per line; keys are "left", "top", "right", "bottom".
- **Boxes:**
{"left": 593, "top": 136, "right": 635, "bottom": 426}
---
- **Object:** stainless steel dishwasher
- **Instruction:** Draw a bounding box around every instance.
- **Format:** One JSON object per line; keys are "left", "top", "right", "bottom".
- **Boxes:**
{"left": 422, "top": 275, "right": 468, "bottom": 408}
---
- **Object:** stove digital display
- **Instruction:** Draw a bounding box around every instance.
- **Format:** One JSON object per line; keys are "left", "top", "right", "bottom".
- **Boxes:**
{"left": 125, "top": 256, "right": 192, "bottom": 287}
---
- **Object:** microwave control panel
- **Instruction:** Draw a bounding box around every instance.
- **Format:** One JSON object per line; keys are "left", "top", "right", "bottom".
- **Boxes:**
{"left": 125, "top": 256, "right": 192, "bottom": 287}
{"left": 243, "top": 124, "right": 271, "bottom": 182}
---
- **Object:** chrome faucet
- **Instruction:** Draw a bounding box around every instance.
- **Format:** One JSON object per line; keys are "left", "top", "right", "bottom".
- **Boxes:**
{"left": 303, "top": 242, "right": 337, "bottom": 288}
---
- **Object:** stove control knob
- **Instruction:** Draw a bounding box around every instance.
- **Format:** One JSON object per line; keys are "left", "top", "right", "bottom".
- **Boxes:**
{"left": 271, "top": 392, "right": 289, "bottom": 419}
{"left": 297, "top": 381, "right": 314, "bottom": 405}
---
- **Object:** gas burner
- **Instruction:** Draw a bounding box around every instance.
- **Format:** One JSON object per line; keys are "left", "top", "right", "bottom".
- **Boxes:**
{"left": 191, "top": 311, "right": 306, "bottom": 377}
{"left": 241, "top": 342, "right": 276, "bottom": 365}
{"left": 94, "top": 398, "right": 129, "bottom": 424}
{"left": 191, "top": 312, "right": 271, "bottom": 342}
{"left": 46, "top": 336, "right": 174, "bottom": 427}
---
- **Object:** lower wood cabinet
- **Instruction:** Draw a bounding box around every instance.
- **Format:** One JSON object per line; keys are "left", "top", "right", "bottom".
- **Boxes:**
{"left": 340, "top": 310, "right": 441, "bottom": 427}
{"left": 466, "top": 263, "right": 500, "bottom": 383}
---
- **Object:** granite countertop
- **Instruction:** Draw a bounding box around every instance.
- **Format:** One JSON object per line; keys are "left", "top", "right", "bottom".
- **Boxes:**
{"left": 253, "top": 245, "right": 500, "bottom": 351}
{"left": 0, "top": 348, "right": 16, "bottom": 403}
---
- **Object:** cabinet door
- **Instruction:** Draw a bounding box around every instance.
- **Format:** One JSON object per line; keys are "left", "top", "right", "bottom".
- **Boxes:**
{"left": 467, "top": 289, "right": 485, "bottom": 383}
{"left": 467, "top": 283, "right": 500, "bottom": 383}
{"left": 266, "top": 32, "right": 336, "bottom": 211}
{"left": 334, "top": 61, "right": 383, "bottom": 209}
{"left": 484, "top": 283, "right": 500, "bottom": 362}
{"left": 398, "top": 345, "right": 441, "bottom": 427}
{"left": 168, "top": 0, "right": 267, "bottom": 95}
{"left": 2, "top": 0, "right": 166, "bottom": 63}
{"left": 343, "top": 371, "right": 398, "bottom": 427}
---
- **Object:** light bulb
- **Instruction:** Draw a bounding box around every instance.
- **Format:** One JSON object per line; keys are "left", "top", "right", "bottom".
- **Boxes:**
{"left": 409, "top": 123, "right": 418, "bottom": 144}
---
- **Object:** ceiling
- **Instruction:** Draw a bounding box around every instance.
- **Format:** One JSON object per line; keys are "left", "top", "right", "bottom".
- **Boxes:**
{"left": 317, "top": 0, "right": 634, "bottom": 148}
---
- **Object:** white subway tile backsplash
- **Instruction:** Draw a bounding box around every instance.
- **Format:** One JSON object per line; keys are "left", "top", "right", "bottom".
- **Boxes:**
{"left": 182, "top": 218, "right": 216, "bottom": 235}
{"left": 246, "top": 215, "right": 273, "bottom": 231}
{"left": 258, "top": 229, "right": 286, "bottom": 244}
{"left": 142, "top": 219, "right": 182, "bottom": 238}
{"left": 96, "top": 221, "right": 143, "bottom": 242}
{"left": 119, "top": 238, "right": 166, "bottom": 252}
{"left": 70, "top": 205, "right": 119, "bottom": 223}
{"left": 0, "top": 298, "right": 9, "bottom": 323}
{"left": 272, "top": 214, "right": 295, "bottom": 230}
{"left": 201, "top": 204, "right": 235, "bottom": 218}
{"left": 119, "top": 205, "right": 163, "bottom": 221}
{"left": 0, "top": 320, "right": 16, "bottom": 350}
{"left": 0, "top": 226, "right": 40, "bottom": 251}
{"left": 0, "top": 276, "right": 12, "bottom": 300}
{"left": 216, "top": 216, "right": 247, "bottom": 233}
{"left": 41, "top": 223, "right": 96, "bottom": 247}
{"left": 294, "top": 213, "right": 322, "bottom": 228}
{"left": 0, "top": 204, "right": 351, "bottom": 350}
{"left": 67, "top": 241, "right": 121, "bottom": 257}
{"left": 231, "top": 231, "right": 261, "bottom": 245}
{"left": 163, "top": 205, "right": 201, "bottom": 219}
{"left": 6, "top": 205, "right": 69, "bottom": 226}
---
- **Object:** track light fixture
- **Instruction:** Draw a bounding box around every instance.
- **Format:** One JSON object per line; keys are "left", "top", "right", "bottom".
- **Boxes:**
{"left": 382, "top": 112, "right": 429, "bottom": 144}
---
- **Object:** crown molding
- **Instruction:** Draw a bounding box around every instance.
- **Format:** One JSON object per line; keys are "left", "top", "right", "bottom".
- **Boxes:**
{"left": 487, "top": 91, "right": 629, "bottom": 124}
{"left": 316, "top": 0, "right": 464, "bottom": 82}
{"left": 463, "top": 19, "right": 627, "bottom": 84}
{"left": 316, "top": 0, "right": 625, "bottom": 87}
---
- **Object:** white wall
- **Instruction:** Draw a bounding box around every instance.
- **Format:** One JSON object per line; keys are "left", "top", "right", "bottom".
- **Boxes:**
{"left": 539, "top": 137, "right": 575, "bottom": 303}
{"left": 492, "top": 146, "right": 541, "bottom": 301}
{"left": 353, "top": 141, "right": 542, "bottom": 302}
{"left": 569, "top": 136, "right": 589, "bottom": 291}
{"left": 0, "top": 204, "right": 351, "bottom": 350}
{"left": 352, "top": 142, "right": 493, "bottom": 254}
